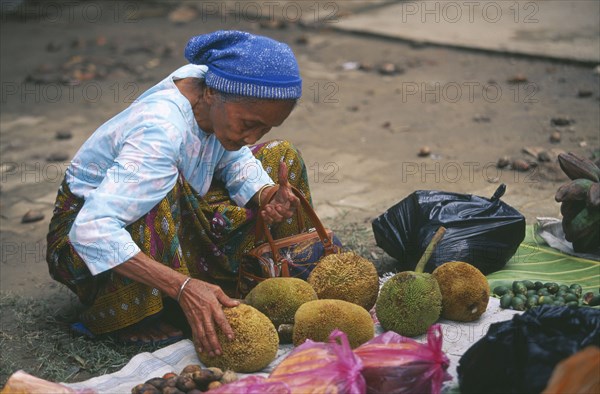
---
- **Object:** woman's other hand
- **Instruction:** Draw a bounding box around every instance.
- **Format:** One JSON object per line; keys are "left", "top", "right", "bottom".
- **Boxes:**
{"left": 261, "top": 161, "right": 300, "bottom": 225}
{"left": 178, "top": 279, "right": 240, "bottom": 357}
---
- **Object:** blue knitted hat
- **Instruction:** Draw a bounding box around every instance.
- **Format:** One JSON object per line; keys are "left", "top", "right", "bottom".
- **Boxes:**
{"left": 184, "top": 30, "right": 302, "bottom": 100}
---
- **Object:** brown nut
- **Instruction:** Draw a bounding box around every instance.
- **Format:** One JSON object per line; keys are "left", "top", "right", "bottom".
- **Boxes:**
{"left": 191, "top": 369, "right": 218, "bottom": 385}
{"left": 207, "top": 381, "right": 222, "bottom": 391}
{"left": 164, "top": 377, "right": 178, "bottom": 388}
{"left": 162, "top": 388, "right": 185, "bottom": 394}
{"left": 220, "top": 370, "right": 238, "bottom": 385}
{"left": 132, "top": 384, "right": 159, "bottom": 394}
{"left": 142, "top": 386, "right": 160, "bottom": 394}
{"left": 162, "top": 372, "right": 177, "bottom": 379}
{"left": 181, "top": 364, "right": 203, "bottom": 374}
{"left": 175, "top": 375, "right": 197, "bottom": 392}
{"left": 144, "top": 378, "right": 166, "bottom": 390}
{"left": 179, "top": 372, "right": 194, "bottom": 380}
{"left": 206, "top": 367, "right": 223, "bottom": 381}
{"left": 187, "top": 390, "right": 204, "bottom": 394}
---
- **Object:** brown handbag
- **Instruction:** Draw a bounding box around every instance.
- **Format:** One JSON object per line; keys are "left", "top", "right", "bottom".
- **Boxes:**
{"left": 236, "top": 185, "right": 343, "bottom": 298}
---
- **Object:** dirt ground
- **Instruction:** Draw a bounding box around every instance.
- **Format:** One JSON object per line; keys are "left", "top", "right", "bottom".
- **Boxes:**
{"left": 1, "top": 0, "right": 599, "bottom": 386}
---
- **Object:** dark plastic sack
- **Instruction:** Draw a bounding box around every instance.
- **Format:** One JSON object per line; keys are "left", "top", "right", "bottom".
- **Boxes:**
{"left": 372, "top": 184, "right": 525, "bottom": 274}
{"left": 457, "top": 305, "right": 600, "bottom": 394}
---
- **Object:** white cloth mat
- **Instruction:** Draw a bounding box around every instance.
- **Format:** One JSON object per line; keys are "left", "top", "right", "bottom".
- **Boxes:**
{"left": 64, "top": 298, "right": 519, "bottom": 393}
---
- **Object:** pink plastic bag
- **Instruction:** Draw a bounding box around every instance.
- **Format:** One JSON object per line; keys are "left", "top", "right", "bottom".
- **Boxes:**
{"left": 269, "top": 329, "right": 366, "bottom": 393}
{"left": 354, "top": 325, "right": 451, "bottom": 394}
{"left": 210, "top": 376, "right": 290, "bottom": 394}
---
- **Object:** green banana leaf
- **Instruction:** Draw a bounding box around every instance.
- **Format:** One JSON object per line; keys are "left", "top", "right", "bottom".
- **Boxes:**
{"left": 487, "top": 225, "right": 600, "bottom": 293}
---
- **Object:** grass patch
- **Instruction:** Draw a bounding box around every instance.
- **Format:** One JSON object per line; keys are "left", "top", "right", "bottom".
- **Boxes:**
{"left": 333, "top": 221, "right": 373, "bottom": 257}
{"left": 332, "top": 217, "right": 399, "bottom": 275}
{"left": 0, "top": 292, "right": 157, "bottom": 386}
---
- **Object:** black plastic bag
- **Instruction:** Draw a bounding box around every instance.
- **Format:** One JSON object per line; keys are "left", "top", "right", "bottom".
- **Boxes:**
{"left": 372, "top": 184, "right": 525, "bottom": 274}
{"left": 457, "top": 305, "right": 600, "bottom": 394}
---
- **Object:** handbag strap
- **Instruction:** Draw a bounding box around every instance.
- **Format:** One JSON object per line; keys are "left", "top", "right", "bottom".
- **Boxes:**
{"left": 255, "top": 185, "right": 335, "bottom": 263}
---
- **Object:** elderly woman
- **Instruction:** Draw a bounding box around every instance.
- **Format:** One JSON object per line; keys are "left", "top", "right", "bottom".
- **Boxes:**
{"left": 46, "top": 31, "right": 311, "bottom": 357}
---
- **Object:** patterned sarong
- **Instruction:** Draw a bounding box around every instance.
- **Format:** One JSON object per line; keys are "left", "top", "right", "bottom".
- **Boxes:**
{"left": 46, "top": 140, "right": 311, "bottom": 334}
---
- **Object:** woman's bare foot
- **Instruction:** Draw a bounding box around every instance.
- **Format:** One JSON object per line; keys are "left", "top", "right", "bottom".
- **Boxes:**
{"left": 117, "top": 321, "right": 183, "bottom": 345}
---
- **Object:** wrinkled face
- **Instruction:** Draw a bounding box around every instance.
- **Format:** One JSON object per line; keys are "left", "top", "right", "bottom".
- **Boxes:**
{"left": 205, "top": 94, "right": 296, "bottom": 151}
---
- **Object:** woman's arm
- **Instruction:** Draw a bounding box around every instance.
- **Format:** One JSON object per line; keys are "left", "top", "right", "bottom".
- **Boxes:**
{"left": 113, "top": 251, "right": 239, "bottom": 357}
{"left": 68, "top": 122, "right": 181, "bottom": 276}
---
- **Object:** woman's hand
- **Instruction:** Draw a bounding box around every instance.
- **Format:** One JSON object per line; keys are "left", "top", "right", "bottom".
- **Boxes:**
{"left": 178, "top": 279, "right": 240, "bottom": 357}
{"left": 261, "top": 161, "right": 300, "bottom": 225}
{"left": 114, "top": 252, "right": 240, "bottom": 356}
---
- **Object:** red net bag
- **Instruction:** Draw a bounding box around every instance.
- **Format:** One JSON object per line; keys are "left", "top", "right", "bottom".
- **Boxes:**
{"left": 354, "top": 325, "right": 451, "bottom": 394}
{"left": 268, "top": 329, "right": 366, "bottom": 393}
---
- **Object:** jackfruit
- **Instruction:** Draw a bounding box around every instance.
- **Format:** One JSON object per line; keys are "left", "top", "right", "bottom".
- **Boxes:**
{"left": 197, "top": 304, "right": 278, "bottom": 373}
{"left": 293, "top": 299, "right": 374, "bottom": 348}
{"left": 375, "top": 227, "right": 445, "bottom": 337}
{"left": 432, "top": 261, "right": 490, "bottom": 322}
{"left": 245, "top": 277, "right": 317, "bottom": 327}
{"left": 376, "top": 271, "right": 442, "bottom": 337}
{"left": 308, "top": 252, "right": 380, "bottom": 311}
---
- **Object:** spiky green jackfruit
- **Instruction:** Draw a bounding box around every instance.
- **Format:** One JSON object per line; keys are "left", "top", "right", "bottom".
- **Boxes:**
{"left": 432, "top": 261, "right": 490, "bottom": 322}
{"left": 308, "top": 252, "right": 380, "bottom": 311}
{"left": 293, "top": 299, "right": 374, "bottom": 349}
{"left": 245, "top": 277, "right": 317, "bottom": 327}
{"left": 197, "top": 304, "right": 278, "bottom": 373}
{"left": 376, "top": 271, "right": 442, "bottom": 337}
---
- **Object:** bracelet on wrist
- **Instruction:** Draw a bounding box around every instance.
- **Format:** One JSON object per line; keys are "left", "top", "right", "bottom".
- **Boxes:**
{"left": 257, "top": 185, "right": 271, "bottom": 209}
{"left": 176, "top": 277, "right": 192, "bottom": 303}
